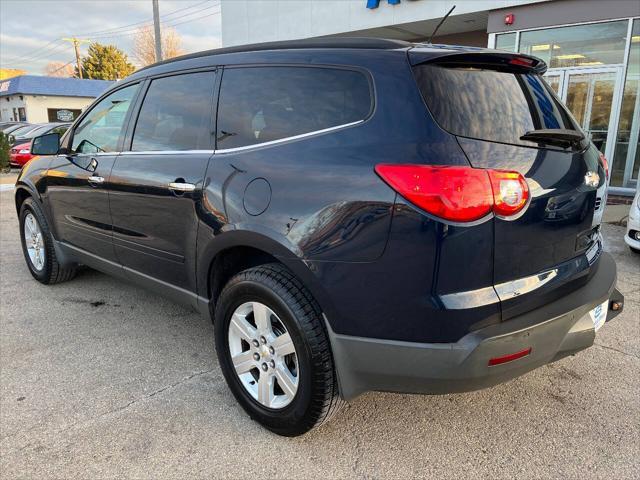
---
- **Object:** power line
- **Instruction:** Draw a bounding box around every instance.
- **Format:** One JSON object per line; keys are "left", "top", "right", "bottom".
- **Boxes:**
{"left": 2, "top": 0, "right": 218, "bottom": 63}
{"left": 2, "top": 40, "right": 66, "bottom": 63}
{"left": 79, "top": 3, "right": 220, "bottom": 40}
{"left": 164, "top": 10, "right": 221, "bottom": 29}
{"left": 5, "top": 43, "right": 73, "bottom": 66}
{"left": 76, "top": 0, "right": 217, "bottom": 38}
{"left": 47, "top": 58, "right": 76, "bottom": 75}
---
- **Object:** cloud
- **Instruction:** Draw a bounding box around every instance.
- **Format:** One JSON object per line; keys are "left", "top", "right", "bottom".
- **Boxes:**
{"left": 0, "top": 0, "right": 222, "bottom": 74}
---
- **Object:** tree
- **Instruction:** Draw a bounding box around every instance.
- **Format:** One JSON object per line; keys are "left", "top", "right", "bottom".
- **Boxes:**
{"left": 132, "top": 25, "right": 184, "bottom": 66}
{"left": 0, "top": 132, "right": 10, "bottom": 172}
{"left": 44, "top": 61, "right": 75, "bottom": 78}
{"left": 79, "top": 43, "right": 135, "bottom": 80}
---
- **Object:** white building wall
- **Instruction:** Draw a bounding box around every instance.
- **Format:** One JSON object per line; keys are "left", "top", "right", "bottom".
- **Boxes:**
{"left": 0, "top": 95, "right": 26, "bottom": 122}
{"left": 221, "top": 0, "right": 547, "bottom": 46}
{"left": 24, "top": 96, "right": 93, "bottom": 123}
{"left": 0, "top": 95, "right": 94, "bottom": 123}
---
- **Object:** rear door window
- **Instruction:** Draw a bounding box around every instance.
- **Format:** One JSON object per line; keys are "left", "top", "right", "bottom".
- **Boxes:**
{"left": 413, "top": 64, "right": 578, "bottom": 147}
{"left": 131, "top": 71, "right": 216, "bottom": 151}
{"left": 216, "top": 66, "right": 372, "bottom": 149}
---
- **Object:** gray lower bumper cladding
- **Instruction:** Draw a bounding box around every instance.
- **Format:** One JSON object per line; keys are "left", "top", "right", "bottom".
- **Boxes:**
{"left": 329, "top": 253, "right": 622, "bottom": 401}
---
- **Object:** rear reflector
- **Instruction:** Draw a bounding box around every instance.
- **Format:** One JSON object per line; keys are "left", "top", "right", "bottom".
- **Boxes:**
{"left": 375, "top": 164, "right": 529, "bottom": 223}
{"left": 488, "top": 348, "right": 532, "bottom": 366}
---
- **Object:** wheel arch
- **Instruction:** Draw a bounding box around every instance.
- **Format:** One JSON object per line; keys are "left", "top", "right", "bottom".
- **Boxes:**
{"left": 14, "top": 185, "right": 33, "bottom": 215}
{"left": 199, "top": 229, "right": 338, "bottom": 328}
{"left": 15, "top": 182, "right": 47, "bottom": 216}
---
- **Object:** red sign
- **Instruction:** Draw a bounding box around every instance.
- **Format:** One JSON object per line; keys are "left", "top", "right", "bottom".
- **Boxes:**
{"left": 504, "top": 13, "right": 515, "bottom": 25}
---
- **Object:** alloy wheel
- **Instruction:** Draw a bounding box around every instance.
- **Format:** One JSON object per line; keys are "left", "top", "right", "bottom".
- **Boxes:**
{"left": 227, "top": 301, "right": 299, "bottom": 409}
{"left": 23, "top": 212, "right": 45, "bottom": 271}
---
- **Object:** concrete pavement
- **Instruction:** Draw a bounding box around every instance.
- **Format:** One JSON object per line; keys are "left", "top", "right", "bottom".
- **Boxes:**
{"left": 1, "top": 190, "right": 638, "bottom": 479}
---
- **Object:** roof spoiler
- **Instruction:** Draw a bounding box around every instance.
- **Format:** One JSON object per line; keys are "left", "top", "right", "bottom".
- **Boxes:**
{"left": 408, "top": 50, "right": 547, "bottom": 75}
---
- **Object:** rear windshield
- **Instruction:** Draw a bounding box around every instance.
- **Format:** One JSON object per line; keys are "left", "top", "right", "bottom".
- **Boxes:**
{"left": 413, "top": 64, "right": 578, "bottom": 147}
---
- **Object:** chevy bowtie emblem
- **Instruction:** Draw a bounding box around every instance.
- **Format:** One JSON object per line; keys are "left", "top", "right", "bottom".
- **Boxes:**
{"left": 584, "top": 171, "right": 600, "bottom": 188}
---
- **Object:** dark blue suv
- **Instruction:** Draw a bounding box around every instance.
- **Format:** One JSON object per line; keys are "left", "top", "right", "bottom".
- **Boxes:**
{"left": 17, "top": 38, "right": 623, "bottom": 436}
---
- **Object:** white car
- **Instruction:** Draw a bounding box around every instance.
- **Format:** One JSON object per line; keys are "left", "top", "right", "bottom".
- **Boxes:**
{"left": 625, "top": 188, "right": 640, "bottom": 253}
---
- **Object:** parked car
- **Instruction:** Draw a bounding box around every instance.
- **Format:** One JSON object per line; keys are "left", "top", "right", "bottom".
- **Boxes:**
{"left": 7, "top": 124, "right": 41, "bottom": 144}
{"left": 10, "top": 122, "right": 70, "bottom": 147}
{"left": 625, "top": 188, "right": 640, "bottom": 253}
{"left": 9, "top": 142, "right": 33, "bottom": 168}
{"left": 8, "top": 124, "right": 70, "bottom": 168}
{"left": 16, "top": 38, "right": 624, "bottom": 436}
{"left": 0, "top": 121, "right": 28, "bottom": 132}
{"left": 1, "top": 122, "right": 30, "bottom": 135}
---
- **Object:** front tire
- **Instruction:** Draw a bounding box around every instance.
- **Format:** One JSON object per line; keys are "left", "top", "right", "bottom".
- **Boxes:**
{"left": 214, "top": 263, "right": 342, "bottom": 436}
{"left": 19, "top": 197, "right": 76, "bottom": 284}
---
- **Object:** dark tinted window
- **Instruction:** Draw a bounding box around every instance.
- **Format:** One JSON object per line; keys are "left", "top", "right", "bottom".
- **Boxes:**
{"left": 132, "top": 72, "right": 215, "bottom": 151}
{"left": 72, "top": 84, "right": 138, "bottom": 154}
{"left": 217, "top": 66, "right": 371, "bottom": 149}
{"left": 413, "top": 64, "right": 578, "bottom": 147}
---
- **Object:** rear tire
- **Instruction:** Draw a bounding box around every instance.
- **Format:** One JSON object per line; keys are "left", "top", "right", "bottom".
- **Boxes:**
{"left": 214, "top": 263, "right": 343, "bottom": 436}
{"left": 19, "top": 197, "right": 76, "bottom": 284}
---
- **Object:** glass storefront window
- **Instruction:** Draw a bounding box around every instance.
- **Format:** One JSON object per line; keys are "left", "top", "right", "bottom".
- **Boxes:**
{"left": 496, "top": 33, "right": 517, "bottom": 52}
{"left": 520, "top": 21, "right": 628, "bottom": 68}
{"left": 544, "top": 74, "right": 561, "bottom": 95}
{"left": 612, "top": 20, "right": 640, "bottom": 188}
{"left": 565, "top": 71, "right": 617, "bottom": 153}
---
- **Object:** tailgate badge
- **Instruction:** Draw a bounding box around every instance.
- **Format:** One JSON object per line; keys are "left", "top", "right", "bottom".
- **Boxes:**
{"left": 584, "top": 171, "right": 600, "bottom": 188}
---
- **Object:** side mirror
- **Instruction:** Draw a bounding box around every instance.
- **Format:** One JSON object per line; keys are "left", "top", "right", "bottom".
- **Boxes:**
{"left": 31, "top": 132, "right": 60, "bottom": 156}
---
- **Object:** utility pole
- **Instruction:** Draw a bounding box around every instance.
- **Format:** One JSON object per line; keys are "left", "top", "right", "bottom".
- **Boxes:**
{"left": 152, "top": 0, "right": 163, "bottom": 63}
{"left": 62, "top": 37, "right": 89, "bottom": 79}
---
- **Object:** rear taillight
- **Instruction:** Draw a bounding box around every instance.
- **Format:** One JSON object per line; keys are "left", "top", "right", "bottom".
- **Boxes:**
{"left": 599, "top": 152, "right": 609, "bottom": 180}
{"left": 375, "top": 164, "right": 529, "bottom": 223}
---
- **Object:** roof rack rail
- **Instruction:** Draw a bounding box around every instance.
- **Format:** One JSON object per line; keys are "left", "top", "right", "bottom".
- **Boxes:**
{"left": 137, "top": 37, "right": 412, "bottom": 72}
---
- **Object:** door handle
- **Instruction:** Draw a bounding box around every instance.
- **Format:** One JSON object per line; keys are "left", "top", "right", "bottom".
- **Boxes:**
{"left": 168, "top": 182, "right": 196, "bottom": 192}
{"left": 88, "top": 175, "right": 105, "bottom": 185}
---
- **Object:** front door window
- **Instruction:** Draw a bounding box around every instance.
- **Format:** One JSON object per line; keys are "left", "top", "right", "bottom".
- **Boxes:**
{"left": 71, "top": 83, "right": 139, "bottom": 154}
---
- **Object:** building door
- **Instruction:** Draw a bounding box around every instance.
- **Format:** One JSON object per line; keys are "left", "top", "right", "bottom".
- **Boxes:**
{"left": 545, "top": 67, "right": 624, "bottom": 164}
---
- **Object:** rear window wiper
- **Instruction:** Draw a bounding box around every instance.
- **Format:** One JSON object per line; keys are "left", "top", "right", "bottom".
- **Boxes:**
{"left": 520, "top": 129, "right": 585, "bottom": 148}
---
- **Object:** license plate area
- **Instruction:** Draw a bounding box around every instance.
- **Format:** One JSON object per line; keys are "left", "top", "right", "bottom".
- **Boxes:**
{"left": 589, "top": 299, "right": 608, "bottom": 331}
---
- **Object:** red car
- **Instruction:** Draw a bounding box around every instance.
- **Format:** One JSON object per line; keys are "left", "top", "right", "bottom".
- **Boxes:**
{"left": 9, "top": 123, "right": 70, "bottom": 167}
{"left": 9, "top": 142, "right": 34, "bottom": 167}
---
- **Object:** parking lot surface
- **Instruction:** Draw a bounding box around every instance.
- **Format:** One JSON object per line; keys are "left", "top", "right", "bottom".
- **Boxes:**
{"left": 1, "top": 189, "right": 639, "bottom": 479}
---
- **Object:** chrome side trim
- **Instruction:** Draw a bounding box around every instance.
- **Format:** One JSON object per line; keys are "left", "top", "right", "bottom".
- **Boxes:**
{"left": 439, "top": 266, "right": 564, "bottom": 309}
{"left": 214, "top": 120, "right": 364, "bottom": 154}
{"left": 439, "top": 286, "right": 500, "bottom": 310}
{"left": 495, "top": 269, "right": 559, "bottom": 300}
{"left": 121, "top": 150, "right": 215, "bottom": 155}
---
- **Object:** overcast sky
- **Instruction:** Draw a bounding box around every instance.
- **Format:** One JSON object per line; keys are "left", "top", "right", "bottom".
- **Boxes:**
{"left": 0, "top": 0, "right": 222, "bottom": 75}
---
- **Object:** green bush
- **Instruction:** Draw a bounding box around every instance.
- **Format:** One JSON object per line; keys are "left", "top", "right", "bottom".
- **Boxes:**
{"left": 0, "top": 132, "right": 10, "bottom": 172}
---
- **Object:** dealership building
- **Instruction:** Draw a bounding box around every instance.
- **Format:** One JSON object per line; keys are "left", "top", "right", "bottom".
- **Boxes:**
{"left": 0, "top": 75, "right": 113, "bottom": 124}
{"left": 221, "top": 0, "right": 640, "bottom": 195}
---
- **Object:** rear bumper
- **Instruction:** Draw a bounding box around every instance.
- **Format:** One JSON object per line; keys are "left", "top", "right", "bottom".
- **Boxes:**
{"left": 330, "top": 252, "right": 623, "bottom": 400}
